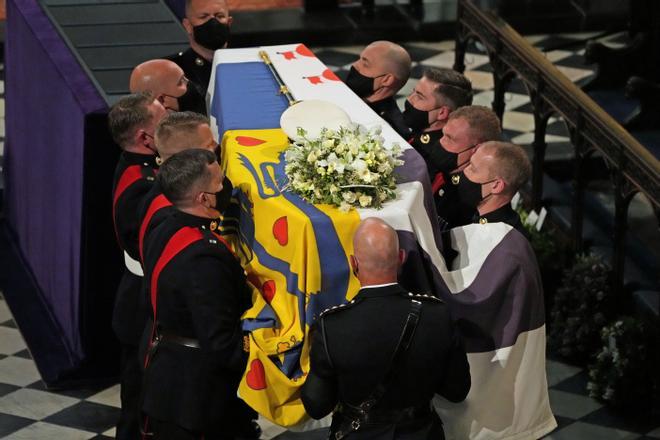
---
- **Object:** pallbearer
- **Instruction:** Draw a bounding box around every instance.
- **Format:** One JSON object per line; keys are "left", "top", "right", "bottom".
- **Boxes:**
{"left": 108, "top": 92, "right": 166, "bottom": 440}
{"left": 141, "top": 149, "right": 258, "bottom": 440}
{"left": 167, "top": 0, "right": 233, "bottom": 107}
{"left": 345, "top": 41, "right": 412, "bottom": 138}
{"left": 302, "top": 218, "right": 471, "bottom": 440}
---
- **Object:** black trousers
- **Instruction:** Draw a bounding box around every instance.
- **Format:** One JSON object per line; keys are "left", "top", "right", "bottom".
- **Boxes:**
{"left": 147, "top": 398, "right": 258, "bottom": 440}
{"left": 150, "top": 418, "right": 241, "bottom": 440}
{"left": 116, "top": 344, "right": 142, "bottom": 440}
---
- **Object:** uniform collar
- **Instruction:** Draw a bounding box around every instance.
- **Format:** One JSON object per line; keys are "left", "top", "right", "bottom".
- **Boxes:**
{"left": 410, "top": 129, "right": 443, "bottom": 146}
{"left": 474, "top": 203, "right": 518, "bottom": 226}
{"left": 356, "top": 283, "right": 405, "bottom": 299}
{"left": 122, "top": 151, "right": 159, "bottom": 168}
{"left": 172, "top": 210, "right": 221, "bottom": 232}
{"left": 368, "top": 96, "right": 396, "bottom": 114}
{"left": 186, "top": 48, "right": 208, "bottom": 67}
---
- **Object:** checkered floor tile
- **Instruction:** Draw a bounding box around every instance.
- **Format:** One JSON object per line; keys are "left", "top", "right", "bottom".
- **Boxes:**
{"left": 1, "top": 31, "right": 658, "bottom": 439}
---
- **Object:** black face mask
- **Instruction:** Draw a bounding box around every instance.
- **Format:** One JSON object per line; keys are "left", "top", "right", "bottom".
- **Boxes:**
{"left": 204, "top": 177, "right": 233, "bottom": 214}
{"left": 428, "top": 148, "right": 458, "bottom": 176}
{"left": 176, "top": 84, "right": 206, "bottom": 115}
{"left": 403, "top": 100, "right": 434, "bottom": 133}
{"left": 216, "top": 177, "right": 233, "bottom": 213}
{"left": 203, "top": 189, "right": 224, "bottom": 211}
{"left": 193, "top": 18, "right": 230, "bottom": 51}
{"left": 428, "top": 143, "right": 478, "bottom": 175}
{"left": 214, "top": 145, "right": 222, "bottom": 164}
{"left": 345, "top": 66, "right": 385, "bottom": 99}
{"left": 453, "top": 171, "right": 496, "bottom": 210}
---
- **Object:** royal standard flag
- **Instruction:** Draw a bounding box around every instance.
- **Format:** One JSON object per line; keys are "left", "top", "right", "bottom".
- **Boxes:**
{"left": 220, "top": 128, "right": 361, "bottom": 426}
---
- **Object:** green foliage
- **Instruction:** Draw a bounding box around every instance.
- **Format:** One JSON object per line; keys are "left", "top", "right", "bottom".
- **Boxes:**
{"left": 548, "top": 253, "right": 616, "bottom": 365}
{"left": 587, "top": 317, "right": 660, "bottom": 412}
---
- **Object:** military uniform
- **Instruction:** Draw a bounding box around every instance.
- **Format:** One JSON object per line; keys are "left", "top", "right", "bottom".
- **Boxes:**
{"left": 433, "top": 172, "right": 467, "bottom": 231}
{"left": 167, "top": 48, "right": 212, "bottom": 92}
{"left": 368, "top": 97, "right": 411, "bottom": 139}
{"left": 166, "top": 48, "right": 211, "bottom": 115}
{"left": 141, "top": 210, "right": 255, "bottom": 439}
{"left": 111, "top": 151, "right": 158, "bottom": 440}
{"left": 137, "top": 181, "right": 174, "bottom": 263}
{"left": 408, "top": 130, "right": 444, "bottom": 178}
{"left": 301, "top": 284, "right": 470, "bottom": 440}
{"left": 472, "top": 203, "right": 528, "bottom": 238}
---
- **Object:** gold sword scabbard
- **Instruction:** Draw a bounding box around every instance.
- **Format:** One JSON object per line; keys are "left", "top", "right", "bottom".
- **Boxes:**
{"left": 259, "top": 50, "right": 297, "bottom": 106}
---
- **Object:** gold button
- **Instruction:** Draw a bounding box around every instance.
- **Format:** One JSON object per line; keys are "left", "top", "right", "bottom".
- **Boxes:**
{"left": 451, "top": 174, "right": 460, "bottom": 185}
{"left": 420, "top": 134, "right": 430, "bottom": 144}
{"left": 195, "top": 57, "right": 204, "bottom": 66}
{"left": 479, "top": 217, "right": 488, "bottom": 224}
{"left": 210, "top": 221, "right": 218, "bottom": 231}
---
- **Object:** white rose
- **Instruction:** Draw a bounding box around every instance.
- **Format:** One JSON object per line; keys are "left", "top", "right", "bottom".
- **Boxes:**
{"left": 342, "top": 191, "right": 357, "bottom": 203}
{"left": 339, "top": 202, "right": 352, "bottom": 212}
{"left": 358, "top": 195, "right": 373, "bottom": 207}
{"left": 322, "top": 139, "right": 335, "bottom": 149}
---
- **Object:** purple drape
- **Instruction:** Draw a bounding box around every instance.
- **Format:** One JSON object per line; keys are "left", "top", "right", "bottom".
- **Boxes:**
{"left": 5, "top": 0, "right": 106, "bottom": 362}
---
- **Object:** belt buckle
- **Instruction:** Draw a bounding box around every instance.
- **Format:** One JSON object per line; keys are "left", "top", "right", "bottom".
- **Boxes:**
{"left": 351, "top": 419, "right": 360, "bottom": 430}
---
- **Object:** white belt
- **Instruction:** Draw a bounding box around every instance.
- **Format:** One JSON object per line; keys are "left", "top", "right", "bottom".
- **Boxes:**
{"left": 124, "top": 251, "right": 144, "bottom": 277}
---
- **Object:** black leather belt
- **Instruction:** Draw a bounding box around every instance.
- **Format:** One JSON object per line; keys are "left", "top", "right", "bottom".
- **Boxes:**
{"left": 337, "top": 402, "right": 432, "bottom": 425}
{"left": 158, "top": 332, "right": 200, "bottom": 349}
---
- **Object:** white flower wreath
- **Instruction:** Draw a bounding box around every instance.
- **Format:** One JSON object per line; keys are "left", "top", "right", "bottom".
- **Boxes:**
{"left": 284, "top": 124, "right": 404, "bottom": 211}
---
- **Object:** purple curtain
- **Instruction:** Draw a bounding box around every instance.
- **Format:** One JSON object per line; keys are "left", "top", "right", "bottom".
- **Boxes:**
{"left": 5, "top": 0, "right": 106, "bottom": 362}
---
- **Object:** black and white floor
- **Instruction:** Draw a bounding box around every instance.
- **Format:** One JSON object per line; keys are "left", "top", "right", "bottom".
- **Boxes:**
{"left": 1, "top": 33, "right": 659, "bottom": 439}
